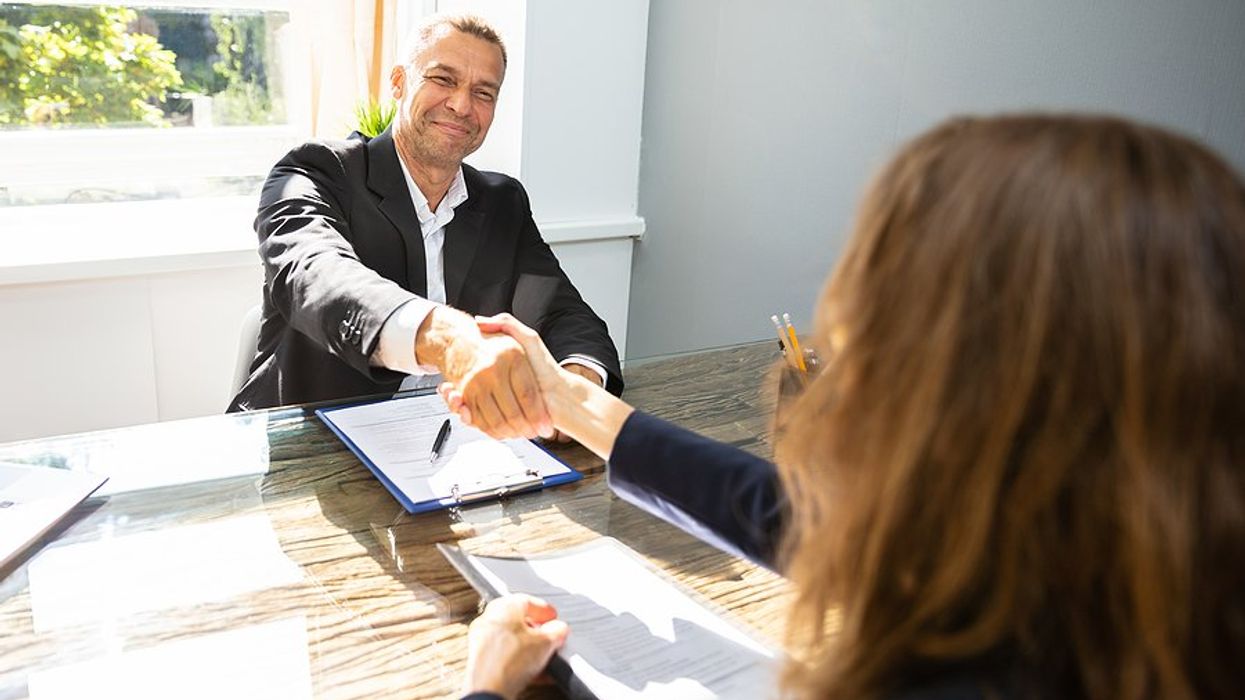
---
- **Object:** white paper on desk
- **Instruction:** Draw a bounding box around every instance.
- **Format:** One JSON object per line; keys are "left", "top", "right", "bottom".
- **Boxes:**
{"left": 0, "top": 462, "right": 106, "bottom": 570}
{"left": 323, "top": 393, "right": 572, "bottom": 505}
{"left": 28, "top": 513, "right": 303, "bottom": 632}
{"left": 28, "top": 615, "right": 312, "bottom": 700}
{"left": 463, "top": 538, "right": 779, "bottom": 699}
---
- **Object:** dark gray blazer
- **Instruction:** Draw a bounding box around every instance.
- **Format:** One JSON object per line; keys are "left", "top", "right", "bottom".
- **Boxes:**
{"left": 228, "top": 128, "right": 622, "bottom": 411}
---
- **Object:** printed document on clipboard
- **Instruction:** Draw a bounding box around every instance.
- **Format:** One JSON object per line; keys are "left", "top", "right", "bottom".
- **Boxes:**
{"left": 316, "top": 392, "right": 581, "bottom": 513}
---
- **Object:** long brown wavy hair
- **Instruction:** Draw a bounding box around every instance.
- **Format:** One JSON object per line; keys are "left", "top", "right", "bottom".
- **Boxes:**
{"left": 774, "top": 115, "right": 1245, "bottom": 699}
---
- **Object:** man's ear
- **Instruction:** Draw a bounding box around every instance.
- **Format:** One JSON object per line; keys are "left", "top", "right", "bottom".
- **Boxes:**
{"left": 390, "top": 65, "right": 406, "bottom": 99}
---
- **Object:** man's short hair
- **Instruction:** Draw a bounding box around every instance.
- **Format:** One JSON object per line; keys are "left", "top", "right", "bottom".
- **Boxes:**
{"left": 400, "top": 13, "right": 508, "bottom": 69}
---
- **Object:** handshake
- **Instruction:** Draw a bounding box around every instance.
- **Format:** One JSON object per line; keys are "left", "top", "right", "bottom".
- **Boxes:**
{"left": 415, "top": 307, "right": 600, "bottom": 444}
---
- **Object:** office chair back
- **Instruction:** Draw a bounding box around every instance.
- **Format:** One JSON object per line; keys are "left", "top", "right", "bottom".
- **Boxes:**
{"left": 232, "top": 304, "right": 262, "bottom": 397}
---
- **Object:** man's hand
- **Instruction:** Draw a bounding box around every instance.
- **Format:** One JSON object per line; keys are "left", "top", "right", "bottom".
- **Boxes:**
{"left": 415, "top": 307, "right": 552, "bottom": 440}
{"left": 463, "top": 594, "right": 569, "bottom": 700}
{"left": 546, "top": 363, "right": 604, "bottom": 443}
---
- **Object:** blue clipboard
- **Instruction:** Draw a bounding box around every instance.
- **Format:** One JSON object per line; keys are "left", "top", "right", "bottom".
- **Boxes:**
{"left": 316, "top": 394, "right": 582, "bottom": 514}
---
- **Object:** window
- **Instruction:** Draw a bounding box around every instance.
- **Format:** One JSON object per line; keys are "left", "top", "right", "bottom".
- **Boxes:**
{"left": 0, "top": 0, "right": 300, "bottom": 209}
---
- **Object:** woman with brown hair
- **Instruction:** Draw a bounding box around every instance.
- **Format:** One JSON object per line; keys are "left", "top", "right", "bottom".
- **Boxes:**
{"left": 453, "top": 114, "right": 1245, "bottom": 700}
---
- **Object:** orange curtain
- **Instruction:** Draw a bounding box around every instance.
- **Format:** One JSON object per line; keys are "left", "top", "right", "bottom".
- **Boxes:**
{"left": 292, "top": 0, "right": 399, "bottom": 138}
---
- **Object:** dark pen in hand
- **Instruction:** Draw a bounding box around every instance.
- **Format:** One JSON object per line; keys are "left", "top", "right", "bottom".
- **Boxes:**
{"left": 430, "top": 418, "right": 452, "bottom": 464}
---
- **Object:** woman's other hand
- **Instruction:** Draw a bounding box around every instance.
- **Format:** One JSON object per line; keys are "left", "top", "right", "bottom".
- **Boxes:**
{"left": 463, "top": 594, "right": 570, "bottom": 700}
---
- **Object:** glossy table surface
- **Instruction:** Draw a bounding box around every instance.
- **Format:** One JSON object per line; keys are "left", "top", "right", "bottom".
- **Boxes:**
{"left": 0, "top": 342, "right": 790, "bottom": 699}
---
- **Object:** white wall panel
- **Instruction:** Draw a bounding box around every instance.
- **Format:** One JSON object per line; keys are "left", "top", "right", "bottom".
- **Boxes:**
{"left": 0, "top": 278, "right": 158, "bottom": 442}
{"left": 149, "top": 265, "right": 264, "bottom": 421}
{"left": 550, "top": 238, "right": 634, "bottom": 359}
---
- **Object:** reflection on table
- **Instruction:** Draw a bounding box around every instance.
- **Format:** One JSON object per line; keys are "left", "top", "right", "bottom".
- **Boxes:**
{"left": 0, "top": 342, "right": 790, "bottom": 699}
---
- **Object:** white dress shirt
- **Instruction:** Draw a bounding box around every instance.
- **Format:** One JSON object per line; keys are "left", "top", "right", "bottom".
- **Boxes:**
{"left": 372, "top": 149, "right": 607, "bottom": 388}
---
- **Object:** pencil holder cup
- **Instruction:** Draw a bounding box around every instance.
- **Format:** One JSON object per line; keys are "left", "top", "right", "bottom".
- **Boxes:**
{"left": 769, "top": 347, "right": 820, "bottom": 430}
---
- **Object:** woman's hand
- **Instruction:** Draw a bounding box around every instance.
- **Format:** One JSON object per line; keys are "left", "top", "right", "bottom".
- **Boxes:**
{"left": 463, "top": 594, "right": 570, "bottom": 699}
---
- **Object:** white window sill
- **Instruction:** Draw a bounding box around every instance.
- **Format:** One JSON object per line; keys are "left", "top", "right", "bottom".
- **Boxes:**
{"left": 0, "top": 197, "right": 645, "bottom": 287}
{"left": 0, "top": 197, "right": 260, "bottom": 286}
{"left": 3, "top": 126, "right": 302, "bottom": 190}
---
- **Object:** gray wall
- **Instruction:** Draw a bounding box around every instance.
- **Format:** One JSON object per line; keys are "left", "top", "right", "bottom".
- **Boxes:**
{"left": 627, "top": 0, "right": 1245, "bottom": 360}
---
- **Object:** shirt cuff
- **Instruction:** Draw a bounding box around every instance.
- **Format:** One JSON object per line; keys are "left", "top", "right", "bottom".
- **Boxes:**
{"left": 372, "top": 297, "right": 441, "bottom": 374}
{"left": 559, "top": 355, "right": 608, "bottom": 387}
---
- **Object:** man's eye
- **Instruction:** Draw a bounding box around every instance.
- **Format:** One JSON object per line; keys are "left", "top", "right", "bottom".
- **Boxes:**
{"left": 475, "top": 90, "right": 496, "bottom": 102}
{"left": 428, "top": 75, "right": 453, "bottom": 86}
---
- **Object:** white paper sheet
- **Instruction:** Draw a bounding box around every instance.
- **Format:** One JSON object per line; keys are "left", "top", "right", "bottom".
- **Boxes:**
{"left": 28, "top": 513, "right": 303, "bottom": 632}
{"left": 463, "top": 538, "right": 778, "bottom": 699}
{"left": 89, "top": 415, "right": 272, "bottom": 496}
{"left": 321, "top": 393, "right": 572, "bottom": 506}
{"left": 28, "top": 616, "right": 312, "bottom": 700}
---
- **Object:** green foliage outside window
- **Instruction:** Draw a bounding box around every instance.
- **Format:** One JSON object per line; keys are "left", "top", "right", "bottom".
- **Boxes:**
{"left": 0, "top": 19, "right": 22, "bottom": 121}
{"left": 0, "top": 4, "right": 287, "bottom": 129}
{"left": 0, "top": 5, "right": 182, "bottom": 127}
{"left": 208, "top": 13, "right": 284, "bottom": 125}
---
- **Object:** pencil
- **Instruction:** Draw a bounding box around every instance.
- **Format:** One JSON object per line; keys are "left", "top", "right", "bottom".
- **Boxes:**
{"left": 770, "top": 314, "right": 793, "bottom": 368}
{"left": 782, "top": 313, "right": 808, "bottom": 373}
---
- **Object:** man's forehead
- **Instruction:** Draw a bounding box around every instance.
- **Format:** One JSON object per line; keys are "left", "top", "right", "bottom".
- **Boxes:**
{"left": 414, "top": 28, "right": 504, "bottom": 76}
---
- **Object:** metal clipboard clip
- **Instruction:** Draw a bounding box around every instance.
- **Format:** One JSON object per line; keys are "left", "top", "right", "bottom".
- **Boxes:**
{"left": 449, "top": 468, "right": 543, "bottom": 506}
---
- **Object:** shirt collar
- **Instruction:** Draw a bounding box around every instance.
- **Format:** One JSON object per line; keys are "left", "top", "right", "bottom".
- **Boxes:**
{"left": 395, "top": 149, "right": 469, "bottom": 230}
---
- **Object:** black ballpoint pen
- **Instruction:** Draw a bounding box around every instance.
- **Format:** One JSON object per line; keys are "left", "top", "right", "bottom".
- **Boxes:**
{"left": 429, "top": 418, "right": 452, "bottom": 464}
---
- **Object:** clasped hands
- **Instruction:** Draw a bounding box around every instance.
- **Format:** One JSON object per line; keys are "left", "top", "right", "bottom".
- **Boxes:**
{"left": 420, "top": 307, "right": 595, "bottom": 443}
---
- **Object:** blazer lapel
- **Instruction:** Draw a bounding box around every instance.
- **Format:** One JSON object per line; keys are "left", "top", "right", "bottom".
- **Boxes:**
{"left": 444, "top": 205, "right": 485, "bottom": 307}
{"left": 365, "top": 128, "right": 426, "bottom": 295}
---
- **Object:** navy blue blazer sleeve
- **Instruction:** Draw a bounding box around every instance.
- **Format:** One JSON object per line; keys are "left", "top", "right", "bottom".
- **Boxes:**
{"left": 606, "top": 411, "right": 787, "bottom": 569}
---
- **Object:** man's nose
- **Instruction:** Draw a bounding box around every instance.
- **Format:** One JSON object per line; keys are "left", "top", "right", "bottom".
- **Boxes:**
{"left": 445, "top": 86, "right": 472, "bottom": 116}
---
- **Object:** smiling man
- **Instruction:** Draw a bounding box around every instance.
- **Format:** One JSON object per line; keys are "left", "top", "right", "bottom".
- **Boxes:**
{"left": 229, "top": 14, "right": 622, "bottom": 440}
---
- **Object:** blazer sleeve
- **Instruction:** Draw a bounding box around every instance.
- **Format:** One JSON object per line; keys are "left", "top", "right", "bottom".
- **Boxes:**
{"left": 508, "top": 186, "right": 624, "bottom": 395}
{"left": 256, "top": 141, "right": 413, "bottom": 379}
{"left": 607, "top": 411, "right": 787, "bottom": 569}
